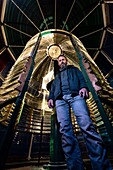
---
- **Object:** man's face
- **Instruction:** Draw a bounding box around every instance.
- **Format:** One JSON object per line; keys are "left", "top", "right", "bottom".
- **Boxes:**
{"left": 58, "top": 56, "right": 67, "bottom": 68}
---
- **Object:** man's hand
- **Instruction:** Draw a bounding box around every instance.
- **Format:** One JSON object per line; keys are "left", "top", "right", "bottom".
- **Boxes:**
{"left": 48, "top": 99, "right": 54, "bottom": 108}
{"left": 79, "top": 88, "right": 89, "bottom": 99}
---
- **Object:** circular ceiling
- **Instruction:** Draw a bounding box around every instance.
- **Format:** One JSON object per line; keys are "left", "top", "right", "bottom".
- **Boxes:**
{"left": 0, "top": 0, "right": 113, "bottom": 86}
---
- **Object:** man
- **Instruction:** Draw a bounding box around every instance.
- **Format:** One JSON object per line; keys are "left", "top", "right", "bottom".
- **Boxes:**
{"left": 48, "top": 55, "right": 112, "bottom": 170}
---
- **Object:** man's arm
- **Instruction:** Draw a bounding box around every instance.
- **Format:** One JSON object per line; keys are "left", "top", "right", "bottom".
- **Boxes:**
{"left": 79, "top": 88, "right": 89, "bottom": 98}
{"left": 47, "top": 81, "right": 55, "bottom": 108}
{"left": 76, "top": 68, "right": 88, "bottom": 89}
{"left": 48, "top": 99, "right": 54, "bottom": 108}
{"left": 76, "top": 68, "right": 89, "bottom": 98}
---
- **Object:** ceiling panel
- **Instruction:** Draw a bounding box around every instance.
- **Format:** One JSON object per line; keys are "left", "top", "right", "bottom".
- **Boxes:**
{"left": 0, "top": 0, "right": 113, "bottom": 86}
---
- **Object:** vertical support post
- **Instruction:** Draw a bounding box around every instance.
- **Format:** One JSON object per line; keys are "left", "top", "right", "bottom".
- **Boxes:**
{"left": 78, "top": 52, "right": 113, "bottom": 144}
{"left": 44, "top": 111, "right": 66, "bottom": 170}
{"left": 0, "top": 34, "right": 41, "bottom": 170}
{"left": 50, "top": 112, "right": 65, "bottom": 163}
{"left": 70, "top": 35, "right": 113, "bottom": 144}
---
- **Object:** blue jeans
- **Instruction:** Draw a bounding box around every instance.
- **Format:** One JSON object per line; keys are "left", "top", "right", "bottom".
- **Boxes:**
{"left": 55, "top": 94, "right": 112, "bottom": 170}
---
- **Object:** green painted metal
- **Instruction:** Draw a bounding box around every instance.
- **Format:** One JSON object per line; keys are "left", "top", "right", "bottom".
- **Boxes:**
{"left": 44, "top": 111, "right": 66, "bottom": 170}
{"left": 0, "top": 34, "right": 41, "bottom": 169}
{"left": 50, "top": 112, "right": 64, "bottom": 163}
{"left": 72, "top": 41, "right": 113, "bottom": 144}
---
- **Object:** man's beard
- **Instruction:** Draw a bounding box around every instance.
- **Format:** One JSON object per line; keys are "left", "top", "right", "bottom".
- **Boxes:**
{"left": 60, "top": 62, "right": 66, "bottom": 68}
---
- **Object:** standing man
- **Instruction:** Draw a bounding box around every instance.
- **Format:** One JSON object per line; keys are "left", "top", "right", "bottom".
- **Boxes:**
{"left": 48, "top": 55, "right": 112, "bottom": 170}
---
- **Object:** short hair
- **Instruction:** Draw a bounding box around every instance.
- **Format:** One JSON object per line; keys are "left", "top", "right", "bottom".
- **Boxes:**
{"left": 57, "top": 54, "right": 67, "bottom": 61}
